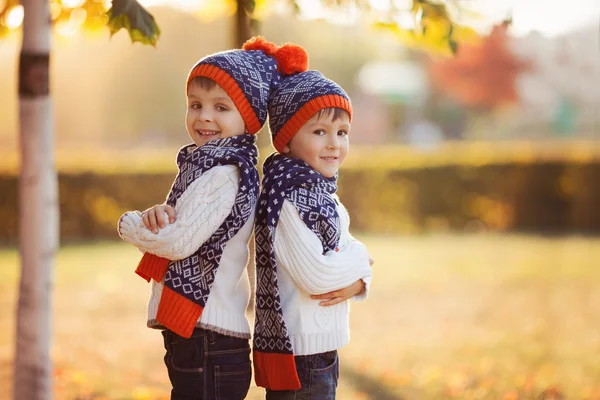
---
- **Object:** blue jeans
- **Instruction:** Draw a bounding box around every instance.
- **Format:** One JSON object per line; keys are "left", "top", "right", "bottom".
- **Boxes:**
{"left": 162, "top": 328, "right": 252, "bottom": 400}
{"left": 265, "top": 351, "right": 339, "bottom": 400}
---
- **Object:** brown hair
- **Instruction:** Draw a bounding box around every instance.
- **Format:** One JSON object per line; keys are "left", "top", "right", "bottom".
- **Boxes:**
{"left": 315, "top": 107, "right": 350, "bottom": 122}
{"left": 189, "top": 76, "right": 218, "bottom": 91}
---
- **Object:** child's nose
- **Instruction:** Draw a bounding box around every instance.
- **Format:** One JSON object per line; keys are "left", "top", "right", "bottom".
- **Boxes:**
{"left": 327, "top": 135, "right": 340, "bottom": 149}
{"left": 197, "top": 108, "right": 212, "bottom": 121}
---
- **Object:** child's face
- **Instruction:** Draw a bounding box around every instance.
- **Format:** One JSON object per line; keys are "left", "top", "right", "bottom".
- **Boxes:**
{"left": 283, "top": 110, "right": 350, "bottom": 178}
{"left": 186, "top": 80, "right": 246, "bottom": 147}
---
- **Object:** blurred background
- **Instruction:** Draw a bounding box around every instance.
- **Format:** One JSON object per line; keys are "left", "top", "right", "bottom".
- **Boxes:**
{"left": 0, "top": 0, "right": 599, "bottom": 399}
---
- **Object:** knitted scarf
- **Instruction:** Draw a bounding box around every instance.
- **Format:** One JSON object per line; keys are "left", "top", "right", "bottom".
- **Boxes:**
{"left": 135, "top": 134, "right": 259, "bottom": 338}
{"left": 253, "top": 153, "right": 340, "bottom": 390}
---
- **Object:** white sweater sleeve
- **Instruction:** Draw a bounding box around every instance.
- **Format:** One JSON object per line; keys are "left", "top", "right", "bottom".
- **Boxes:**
{"left": 334, "top": 198, "right": 372, "bottom": 301}
{"left": 118, "top": 165, "right": 239, "bottom": 260}
{"left": 273, "top": 200, "right": 372, "bottom": 295}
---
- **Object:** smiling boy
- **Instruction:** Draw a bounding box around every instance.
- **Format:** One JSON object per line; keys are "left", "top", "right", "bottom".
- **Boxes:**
{"left": 253, "top": 70, "right": 374, "bottom": 399}
{"left": 118, "top": 37, "right": 281, "bottom": 400}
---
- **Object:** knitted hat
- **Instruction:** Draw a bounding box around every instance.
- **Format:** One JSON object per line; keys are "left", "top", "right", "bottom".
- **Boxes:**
{"left": 186, "top": 36, "right": 281, "bottom": 135}
{"left": 268, "top": 70, "right": 353, "bottom": 153}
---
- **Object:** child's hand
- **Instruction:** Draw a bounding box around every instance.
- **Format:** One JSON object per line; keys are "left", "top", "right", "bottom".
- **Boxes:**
{"left": 310, "top": 279, "right": 366, "bottom": 307}
{"left": 142, "top": 204, "right": 176, "bottom": 233}
{"left": 118, "top": 211, "right": 141, "bottom": 241}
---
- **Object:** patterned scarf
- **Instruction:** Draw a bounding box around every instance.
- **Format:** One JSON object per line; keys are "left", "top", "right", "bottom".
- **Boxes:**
{"left": 135, "top": 134, "right": 259, "bottom": 338}
{"left": 253, "top": 153, "right": 340, "bottom": 390}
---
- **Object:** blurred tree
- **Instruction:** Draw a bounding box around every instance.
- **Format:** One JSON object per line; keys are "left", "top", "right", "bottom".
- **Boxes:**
{"left": 4, "top": 1, "right": 158, "bottom": 398}
{"left": 428, "top": 22, "right": 529, "bottom": 112}
{"left": 0, "top": 0, "right": 482, "bottom": 50}
{"left": 371, "top": 0, "right": 479, "bottom": 56}
{"left": 12, "top": 1, "right": 57, "bottom": 399}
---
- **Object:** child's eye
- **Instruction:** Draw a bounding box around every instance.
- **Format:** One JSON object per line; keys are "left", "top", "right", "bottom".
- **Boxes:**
{"left": 190, "top": 103, "right": 201, "bottom": 109}
{"left": 215, "top": 105, "right": 228, "bottom": 112}
{"left": 313, "top": 129, "right": 326, "bottom": 136}
{"left": 338, "top": 130, "right": 348, "bottom": 137}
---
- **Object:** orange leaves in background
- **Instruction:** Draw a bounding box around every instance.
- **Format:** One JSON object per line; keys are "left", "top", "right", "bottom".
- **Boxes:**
{"left": 428, "top": 23, "right": 530, "bottom": 112}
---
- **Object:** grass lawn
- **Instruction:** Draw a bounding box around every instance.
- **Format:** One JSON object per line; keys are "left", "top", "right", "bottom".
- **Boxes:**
{"left": 1, "top": 234, "right": 599, "bottom": 399}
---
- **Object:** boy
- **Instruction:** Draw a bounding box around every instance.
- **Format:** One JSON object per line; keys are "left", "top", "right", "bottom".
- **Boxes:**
{"left": 118, "top": 37, "right": 282, "bottom": 400}
{"left": 253, "top": 68, "right": 374, "bottom": 399}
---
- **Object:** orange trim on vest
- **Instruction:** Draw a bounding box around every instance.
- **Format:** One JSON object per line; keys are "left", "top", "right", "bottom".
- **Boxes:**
{"left": 156, "top": 286, "right": 204, "bottom": 338}
{"left": 273, "top": 95, "right": 352, "bottom": 153}
{"left": 253, "top": 351, "right": 301, "bottom": 390}
{"left": 187, "top": 64, "right": 262, "bottom": 134}
{"left": 135, "top": 253, "right": 170, "bottom": 282}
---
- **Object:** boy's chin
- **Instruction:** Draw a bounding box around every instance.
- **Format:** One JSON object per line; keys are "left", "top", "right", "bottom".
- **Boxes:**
{"left": 194, "top": 132, "right": 247, "bottom": 146}
{"left": 316, "top": 167, "right": 338, "bottom": 178}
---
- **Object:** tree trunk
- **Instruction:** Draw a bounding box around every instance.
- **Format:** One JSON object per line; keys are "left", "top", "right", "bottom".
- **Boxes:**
{"left": 235, "top": 0, "right": 260, "bottom": 312}
{"left": 235, "top": 0, "right": 252, "bottom": 48}
{"left": 14, "top": 0, "right": 57, "bottom": 399}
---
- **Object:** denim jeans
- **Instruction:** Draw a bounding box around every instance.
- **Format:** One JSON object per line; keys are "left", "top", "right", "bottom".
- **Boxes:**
{"left": 162, "top": 327, "right": 252, "bottom": 400}
{"left": 265, "top": 351, "right": 339, "bottom": 400}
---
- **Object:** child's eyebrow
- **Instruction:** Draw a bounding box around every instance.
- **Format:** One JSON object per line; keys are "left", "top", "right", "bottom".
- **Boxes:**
{"left": 212, "top": 97, "right": 233, "bottom": 103}
{"left": 306, "top": 120, "right": 328, "bottom": 127}
{"left": 307, "top": 120, "right": 350, "bottom": 128}
{"left": 186, "top": 95, "right": 233, "bottom": 103}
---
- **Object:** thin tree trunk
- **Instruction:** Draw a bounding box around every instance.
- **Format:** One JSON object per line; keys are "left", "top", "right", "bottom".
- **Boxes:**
{"left": 235, "top": 0, "right": 252, "bottom": 48}
{"left": 14, "top": 0, "right": 57, "bottom": 398}
{"left": 235, "top": 0, "right": 260, "bottom": 312}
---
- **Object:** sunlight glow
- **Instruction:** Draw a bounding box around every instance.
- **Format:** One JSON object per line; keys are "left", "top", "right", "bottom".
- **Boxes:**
{"left": 296, "top": 0, "right": 323, "bottom": 20}
{"left": 5, "top": 5, "right": 24, "bottom": 30}
{"left": 55, "top": 19, "right": 79, "bottom": 36}
{"left": 295, "top": 0, "right": 358, "bottom": 25}
{"left": 456, "top": 0, "right": 600, "bottom": 37}
{"left": 183, "top": 0, "right": 208, "bottom": 12}
{"left": 392, "top": 0, "right": 412, "bottom": 9}
{"left": 50, "top": 2, "right": 63, "bottom": 20}
{"left": 395, "top": 12, "right": 416, "bottom": 30}
{"left": 62, "top": 0, "right": 85, "bottom": 9}
{"left": 28, "top": 0, "right": 595, "bottom": 39}
{"left": 138, "top": 0, "right": 166, "bottom": 7}
{"left": 70, "top": 7, "right": 87, "bottom": 25}
{"left": 159, "top": 0, "right": 205, "bottom": 13}
{"left": 369, "top": 0, "right": 391, "bottom": 12}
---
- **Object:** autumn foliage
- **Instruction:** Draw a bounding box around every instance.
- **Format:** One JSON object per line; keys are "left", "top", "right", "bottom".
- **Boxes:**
{"left": 428, "top": 23, "right": 530, "bottom": 112}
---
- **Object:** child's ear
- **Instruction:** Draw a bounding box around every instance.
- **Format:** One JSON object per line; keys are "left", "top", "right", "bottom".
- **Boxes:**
{"left": 282, "top": 145, "right": 291, "bottom": 154}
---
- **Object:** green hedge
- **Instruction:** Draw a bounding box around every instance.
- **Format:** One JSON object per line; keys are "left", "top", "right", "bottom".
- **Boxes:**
{"left": 338, "top": 163, "right": 599, "bottom": 234}
{"left": 0, "top": 161, "right": 599, "bottom": 243}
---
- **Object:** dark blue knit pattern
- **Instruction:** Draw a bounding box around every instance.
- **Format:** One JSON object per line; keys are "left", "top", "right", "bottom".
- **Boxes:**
{"left": 268, "top": 70, "right": 350, "bottom": 137}
{"left": 196, "top": 50, "right": 280, "bottom": 127}
{"left": 162, "top": 134, "right": 260, "bottom": 308}
{"left": 253, "top": 153, "right": 340, "bottom": 355}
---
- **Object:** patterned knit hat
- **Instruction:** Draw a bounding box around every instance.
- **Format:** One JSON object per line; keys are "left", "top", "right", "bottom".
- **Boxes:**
{"left": 186, "top": 36, "right": 281, "bottom": 135}
{"left": 268, "top": 70, "right": 353, "bottom": 153}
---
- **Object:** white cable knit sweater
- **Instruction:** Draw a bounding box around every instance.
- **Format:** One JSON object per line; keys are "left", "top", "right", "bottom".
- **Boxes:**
{"left": 119, "top": 165, "right": 254, "bottom": 339}
{"left": 273, "top": 197, "right": 372, "bottom": 356}
{"left": 119, "top": 165, "right": 372, "bottom": 348}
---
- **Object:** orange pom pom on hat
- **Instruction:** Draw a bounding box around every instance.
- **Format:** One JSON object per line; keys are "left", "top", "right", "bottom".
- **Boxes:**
{"left": 185, "top": 36, "right": 281, "bottom": 134}
{"left": 267, "top": 44, "right": 352, "bottom": 153}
